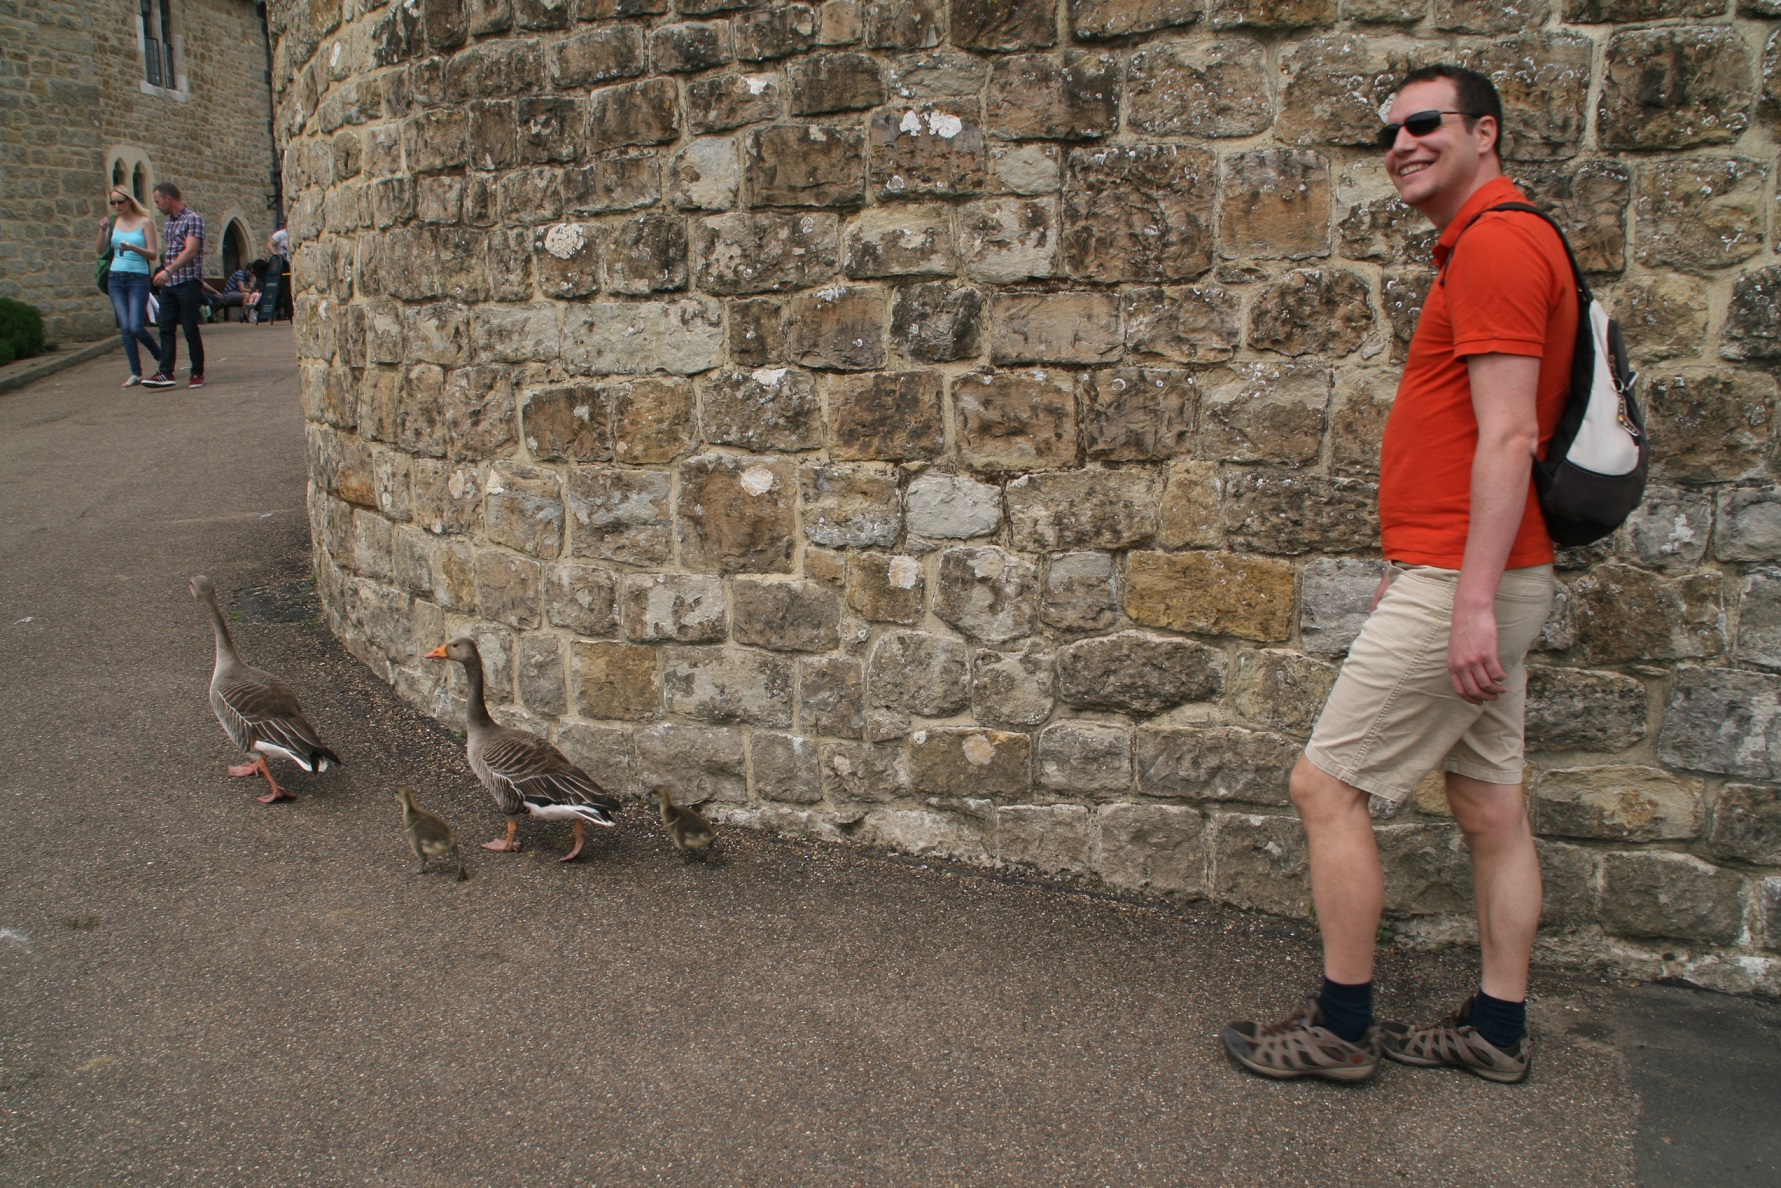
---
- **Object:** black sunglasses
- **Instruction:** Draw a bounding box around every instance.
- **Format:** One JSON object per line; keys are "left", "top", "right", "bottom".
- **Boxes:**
{"left": 1376, "top": 110, "right": 1483, "bottom": 150}
{"left": 108, "top": 198, "right": 128, "bottom": 205}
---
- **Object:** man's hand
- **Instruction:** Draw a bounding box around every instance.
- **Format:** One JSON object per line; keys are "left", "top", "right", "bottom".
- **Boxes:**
{"left": 1448, "top": 599, "right": 1505, "bottom": 704}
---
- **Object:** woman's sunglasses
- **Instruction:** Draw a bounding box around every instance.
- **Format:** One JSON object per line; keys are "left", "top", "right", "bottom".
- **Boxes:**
{"left": 1376, "top": 110, "right": 1483, "bottom": 150}
{"left": 108, "top": 198, "right": 128, "bottom": 206}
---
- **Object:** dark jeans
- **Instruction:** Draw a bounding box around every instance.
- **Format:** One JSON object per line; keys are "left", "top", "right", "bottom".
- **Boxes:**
{"left": 156, "top": 278, "right": 205, "bottom": 377}
{"left": 106, "top": 270, "right": 160, "bottom": 377}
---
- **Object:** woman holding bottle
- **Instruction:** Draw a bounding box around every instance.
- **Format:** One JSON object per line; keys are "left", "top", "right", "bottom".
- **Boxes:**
{"left": 95, "top": 189, "right": 161, "bottom": 387}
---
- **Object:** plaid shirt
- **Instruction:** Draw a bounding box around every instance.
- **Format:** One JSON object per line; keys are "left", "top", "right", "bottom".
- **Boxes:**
{"left": 160, "top": 206, "right": 206, "bottom": 284}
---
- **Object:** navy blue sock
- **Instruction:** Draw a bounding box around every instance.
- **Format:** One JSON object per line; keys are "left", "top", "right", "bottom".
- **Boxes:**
{"left": 1468, "top": 990, "right": 1527, "bottom": 1050}
{"left": 1318, "top": 976, "right": 1374, "bottom": 1044}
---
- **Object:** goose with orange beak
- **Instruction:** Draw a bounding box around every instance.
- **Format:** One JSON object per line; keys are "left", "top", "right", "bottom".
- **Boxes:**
{"left": 425, "top": 636, "right": 619, "bottom": 861}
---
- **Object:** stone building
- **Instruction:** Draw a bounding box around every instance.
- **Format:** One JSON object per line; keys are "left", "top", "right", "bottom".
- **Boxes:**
{"left": 0, "top": 0, "right": 280, "bottom": 343}
{"left": 272, "top": 0, "right": 1780, "bottom": 993}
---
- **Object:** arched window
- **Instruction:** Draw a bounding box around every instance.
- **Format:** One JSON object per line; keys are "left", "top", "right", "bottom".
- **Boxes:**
{"left": 222, "top": 219, "right": 250, "bottom": 279}
{"left": 132, "top": 163, "right": 149, "bottom": 205}
{"left": 112, "top": 160, "right": 126, "bottom": 189}
{"left": 140, "top": 0, "right": 178, "bottom": 89}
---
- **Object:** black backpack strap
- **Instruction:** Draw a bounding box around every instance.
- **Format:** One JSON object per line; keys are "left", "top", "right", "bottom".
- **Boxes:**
{"left": 1440, "top": 201, "right": 1591, "bottom": 304}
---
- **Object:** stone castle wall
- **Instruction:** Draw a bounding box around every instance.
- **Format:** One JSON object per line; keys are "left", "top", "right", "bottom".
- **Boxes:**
{"left": 0, "top": 0, "right": 278, "bottom": 344}
{"left": 272, "top": 0, "right": 1781, "bottom": 992}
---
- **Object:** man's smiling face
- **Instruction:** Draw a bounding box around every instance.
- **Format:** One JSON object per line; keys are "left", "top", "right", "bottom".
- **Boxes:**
{"left": 1384, "top": 78, "right": 1498, "bottom": 220}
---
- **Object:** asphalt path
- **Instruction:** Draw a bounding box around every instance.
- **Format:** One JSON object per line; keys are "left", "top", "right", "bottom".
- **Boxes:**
{"left": 1, "top": 325, "right": 1774, "bottom": 1186}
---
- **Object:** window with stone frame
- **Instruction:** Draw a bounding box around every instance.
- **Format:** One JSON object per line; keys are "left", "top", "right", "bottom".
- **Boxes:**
{"left": 139, "top": 0, "right": 180, "bottom": 90}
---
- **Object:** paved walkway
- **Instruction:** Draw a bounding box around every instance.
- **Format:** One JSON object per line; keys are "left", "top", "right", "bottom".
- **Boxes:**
{"left": 1, "top": 326, "right": 1776, "bottom": 1186}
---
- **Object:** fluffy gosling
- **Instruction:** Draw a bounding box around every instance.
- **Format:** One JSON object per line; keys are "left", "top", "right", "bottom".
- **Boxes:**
{"left": 655, "top": 786, "right": 715, "bottom": 860}
{"left": 396, "top": 787, "right": 467, "bottom": 881}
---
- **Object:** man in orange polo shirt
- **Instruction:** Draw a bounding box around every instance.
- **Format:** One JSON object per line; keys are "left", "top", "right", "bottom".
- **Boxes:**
{"left": 1223, "top": 66, "right": 1574, "bottom": 1084}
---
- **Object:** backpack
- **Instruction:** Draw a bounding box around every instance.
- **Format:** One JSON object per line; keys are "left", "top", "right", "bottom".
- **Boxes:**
{"left": 1446, "top": 201, "right": 1649, "bottom": 548}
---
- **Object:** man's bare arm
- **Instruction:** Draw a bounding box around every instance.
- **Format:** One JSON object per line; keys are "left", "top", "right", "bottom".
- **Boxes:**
{"left": 1450, "top": 352, "right": 1542, "bottom": 705}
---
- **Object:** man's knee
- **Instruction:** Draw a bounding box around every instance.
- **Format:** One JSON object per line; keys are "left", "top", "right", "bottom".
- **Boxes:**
{"left": 1289, "top": 756, "right": 1367, "bottom": 825}
{"left": 1446, "top": 775, "right": 1530, "bottom": 839}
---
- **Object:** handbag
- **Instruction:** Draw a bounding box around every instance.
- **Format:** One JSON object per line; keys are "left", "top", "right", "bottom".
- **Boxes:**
{"left": 96, "top": 216, "right": 116, "bottom": 294}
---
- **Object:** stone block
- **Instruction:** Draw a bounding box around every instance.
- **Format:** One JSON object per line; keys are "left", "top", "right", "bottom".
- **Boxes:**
{"left": 728, "top": 298, "right": 786, "bottom": 365}
{"left": 736, "top": 5, "right": 817, "bottom": 60}
{"left": 521, "top": 384, "right": 612, "bottom": 463}
{"left": 1122, "top": 287, "right": 1242, "bottom": 365}
{"left": 843, "top": 205, "right": 955, "bottom": 279}
{"left": 1525, "top": 666, "right": 1648, "bottom": 753}
{"left": 1764, "top": 877, "right": 1781, "bottom": 954}
{"left": 1614, "top": 278, "right": 1709, "bottom": 367}
{"left": 1739, "top": 570, "right": 1781, "bottom": 670}
{"left": 603, "top": 215, "right": 689, "bottom": 296}
{"left": 701, "top": 366, "right": 822, "bottom": 451}
{"left": 751, "top": 733, "right": 823, "bottom": 804}
{"left": 664, "top": 645, "right": 794, "bottom": 727}
{"left": 606, "top": 376, "right": 699, "bottom": 464}
{"left": 1063, "top": 146, "right": 1215, "bottom": 284}
{"left": 906, "top": 472, "right": 1002, "bottom": 539}
{"left": 857, "top": 808, "right": 991, "bottom": 862}
{"left": 1041, "top": 553, "right": 1119, "bottom": 634}
{"left": 1212, "top": 813, "right": 1309, "bottom": 917}
{"left": 1231, "top": 650, "right": 1338, "bottom": 734}
{"left": 1298, "top": 557, "right": 1381, "bottom": 656}
{"left": 1719, "top": 489, "right": 1781, "bottom": 563}
{"left": 1137, "top": 726, "right": 1296, "bottom": 806}
{"left": 997, "top": 806, "right": 1091, "bottom": 875}
{"left": 1249, "top": 269, "right": 1374, "bottom": 358}
{"left": 847, "top": 552, "right": 925, "bottom": 623}
{"left": 828, "top": 371, "right": 946, "bottom": 460}
{"left": 554, "top": 721, "right": 637, "bottom": 804}
{"left": 1222, "top": 471, "right": 1379, "bottom": 557}
{"left": 1006, "top": 470, "right": 1160, "bottom": 552}
{"left": 1036, "top": 723, "right": 1133, "bottom": 796}
{"left": 1598, "top": 26, "right": 1752, "bottom": 151}
{"left": 1126, "top": 551, "right": 1295, "bottom": 643}
{"left": 1212, "top": 0, "right": 1336, "bottom": 25}
{"left": 972, "top": 642, "right": 1055, "bottom": 728}
{"left": 821, "top": 740, "right": 910, "bottom": 805}
{"left": 888, "top": 52, "right": 991, "bottom": 100}
{"left": 952, "top": 0, "right": 1055, "bottom": 50}
{"left": 1642, "top": 371, "right": 1775, "bottom": 481}
{"left": 859, "top": 0, "right": 942, "bottom": 49}
{"left": 1457, "top": 34, "right": 1592, "bottom": 161}
{"left": 484, "top": 463, "right": 564, "bottom": 558}
{"left": 1621, "top": 487, "right": 1712, "bottom": 571}
{"left": 549, "top": 25, "right": 647, "bottom": 88}
{"left": 1600, "top": 851, "right": 1744, "bottom": 944}
{"left": 567, "top": 467, "right": 673, "bottom": 566}
{"left": 1079, "top": 368, "right": 1195, "bottom": 462}
{"left": 572, "top": 640, "right": 660, "bottom": 720}
{"left": 685, "top": 71, "right": 782, "bottom": 134}
{"left": 802, "top": 655, "right": 865, "bottom": 738}
{"left": 801, "top": 462, "right": 902, "bottom": 548}
{"left": 586, "top": 78, "right": 680, "bottom": 151}
{"left": 693, "top": 211, "right": 839, "bottom": 295}
{"left": 784, "top": 285, "right": 887, "bottom": 371}
{"left": 1536, "top": 839, "right": 1597, "bottom": 929}
{"left": 636, "top": 722, "right": 748, "bottom": 805}
{"left": 986, "top": 52, "right": 1117, "bottom": 141}
{"left": 679, "top": 455, "right": 796, "bottom": 573}
{"left": 989, "top": 291, "right": 1121, "bottom": 366}
{"left": 1636, "top": 158, "right": 1768, "bottom": 275}
{"left": 621, "top": 572, "right": 727, "bottom": 643}
{"left": 1708, "top": 784, "right": 1781, "bottom": 866}
{"left": 1659, "top": 666, "right": 1781, "bottom": 781}
{"left": 1197, "top": 362, "right": 1330, "bottom": 466}
{"left": 514, "top": 634, "right": 567, "bottom": 717}
{"left": 1093, "top": 804, "right": 1206, "bottom": 896}
{"left": 533, "top": 222, "right": 603, "bottom": 299}
{"left": 1275, "top": 35, "right": 1414, "bottom": 148}
{"left": 1220, "top": 149, "right": 1332, "bottom": 260}
{"left": 868, "top": 630, "right": 969, "bottom": 716}
{"left": 429, "top": 541, "right": 479, "bottom": 614}
{"left": 474, "top": 549, "right": 544, "bottom": 629}
{"left": 954, "top": 369, "right": 1079, "bottom": 472}
{"left": 1057, "top": 631, "right": 1226, "bottom": 716}
{"left": 865, "top": 106, "right": 992, "bottom": 200}
{"left": 562, "top": 299, "right": 724, "bottom": 376}
{"left": 669, "top": 137, "right": 740, "bottom": 211}
{"left": 732, "top": 578, "right": 842, "bottom": 652}
{"left": 787, "top": 52, "right": 884, "bottom": 115}
{"left": 565, "top": 151, "right": 662, "bottom": 214}
{"left": 1336, "top": 166, "right": 1439, "bottom": 265}
{"left": 961, "top": 198, "right": 1058, "bottom": 285}
{"left": 1127, "top": 38, "right": 1270, "bottom": 138}
{"left": 1376, "top": 823, "right": 1473, "bottom": 917}
{"left": 1157, "top": 460, "right": 1224, "bottom": 552}
{"left": 1569, "top": 565, "right": 1723, "bottom": 664}
{"left": 650, "top": 21, "right": 733, "bottom": 74}
{"left": 747, "top": 124, "right": 866, "bottom": 208}
{"left": 908, "top": 728, "right": 1032, "bottom": 799}
{"left": 547, "top": 563, "right": 618, "bottom": 637}
{"left": 934, "top": 546, "right": 1039, "bottom": 644}
{"left": 1536, "top": 764, "right": 1703, "bottom": 842}
{"left": 889, "top": 283, "right": 984, "bottom": 364}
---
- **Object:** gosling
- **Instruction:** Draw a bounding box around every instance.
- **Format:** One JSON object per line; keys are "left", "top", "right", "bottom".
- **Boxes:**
{"left": 655, "top": 786, "right": 715, "bottom": 860}
{"left": 396, "top": 787, "right": 467, "bottom": 881}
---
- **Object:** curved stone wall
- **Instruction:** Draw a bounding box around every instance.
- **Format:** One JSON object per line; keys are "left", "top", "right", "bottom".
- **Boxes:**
{"left": 271, "top": 0, "right": 1781, "bottom": 991}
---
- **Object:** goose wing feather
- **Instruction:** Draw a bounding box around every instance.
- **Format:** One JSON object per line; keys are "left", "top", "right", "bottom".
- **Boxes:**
{"left": 213, "top": 668, "right": 332, "bottom": 767}
{"left": 474, "top": 727, "right": 619, "bottom": 818}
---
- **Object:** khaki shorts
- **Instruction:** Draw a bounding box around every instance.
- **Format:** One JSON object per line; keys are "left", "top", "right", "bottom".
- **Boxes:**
{"left": 1304, "top": 563, "right": 1556, "bottom": 803}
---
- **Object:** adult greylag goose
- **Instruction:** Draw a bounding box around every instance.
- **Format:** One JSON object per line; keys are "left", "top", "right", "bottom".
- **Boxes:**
{"left": 189, "top": 575, "right": 340, "bottom": 803}
{"left": 655, "top": 786, "right": 715, "bottom": 859}
{"left": 396, "top": 787, "right": 466, "bottom": 881}
{"left": 425, "top": 637, "right": 618, "bottom": 861}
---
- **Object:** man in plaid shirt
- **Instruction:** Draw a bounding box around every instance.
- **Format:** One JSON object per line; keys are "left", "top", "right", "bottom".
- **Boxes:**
{"left": 143, "top": 181, "right": 207, "bottom": 389}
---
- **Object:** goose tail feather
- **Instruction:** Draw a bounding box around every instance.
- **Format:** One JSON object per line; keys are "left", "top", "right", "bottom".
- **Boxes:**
{"left": 528, "top": 802, "right": 617, "bottom": 827}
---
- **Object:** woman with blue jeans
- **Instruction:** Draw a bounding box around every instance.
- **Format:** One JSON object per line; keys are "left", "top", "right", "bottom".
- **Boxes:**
{"left": 95, "top": 189, "right": 161, "bottom": 387}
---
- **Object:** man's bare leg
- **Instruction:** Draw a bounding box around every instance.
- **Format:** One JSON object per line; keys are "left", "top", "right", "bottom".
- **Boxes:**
{"left": 1445, "top": 772, "right": 1542, "bottom": 1001}
{"left": 1291, "top": 757, "right": 1385, "bottom": 984}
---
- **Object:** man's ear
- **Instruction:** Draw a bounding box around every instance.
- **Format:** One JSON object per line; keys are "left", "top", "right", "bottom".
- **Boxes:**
{"left": 1475, "top": 114, "right": 1500, "bottom": 157}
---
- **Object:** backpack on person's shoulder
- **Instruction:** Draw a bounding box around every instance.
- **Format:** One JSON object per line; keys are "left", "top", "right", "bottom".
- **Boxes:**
{"left": 1446, "top": 201, "right": 1649, "bottom": 547}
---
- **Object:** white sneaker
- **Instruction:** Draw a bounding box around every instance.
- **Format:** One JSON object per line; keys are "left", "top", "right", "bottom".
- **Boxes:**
{"left": 122, "top": 375, "right": 143, "bottom": 388}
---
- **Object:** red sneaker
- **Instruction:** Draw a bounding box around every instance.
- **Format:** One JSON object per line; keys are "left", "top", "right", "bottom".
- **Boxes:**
{"left": 188, "top": 373, "right": 205, "bottom": 389}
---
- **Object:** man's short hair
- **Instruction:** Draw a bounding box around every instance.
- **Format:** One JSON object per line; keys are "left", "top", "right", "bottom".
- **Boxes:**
{"left": 1397, "top": 65, "right": 1503, "bottom": 158}
{"left": 152, "top": 181, "right": 181, "bottom": 201}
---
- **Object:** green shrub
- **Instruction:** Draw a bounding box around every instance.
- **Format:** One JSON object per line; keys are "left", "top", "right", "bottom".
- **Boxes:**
{"left": 0, "top": 297, "right": 46, "bottom": 364}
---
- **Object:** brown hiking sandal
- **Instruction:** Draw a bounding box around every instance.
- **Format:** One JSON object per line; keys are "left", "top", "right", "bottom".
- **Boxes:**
{"left": 1379, "top": 998, "right": 1531, "bottom": 1084}
{"left": 1222, "top": 999, "right": 1381, "bottom": 1083}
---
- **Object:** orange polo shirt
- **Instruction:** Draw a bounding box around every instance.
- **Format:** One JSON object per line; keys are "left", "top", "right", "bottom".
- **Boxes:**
{"left": 1378, "top": 176, "right": 1576, "bottom": 569}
